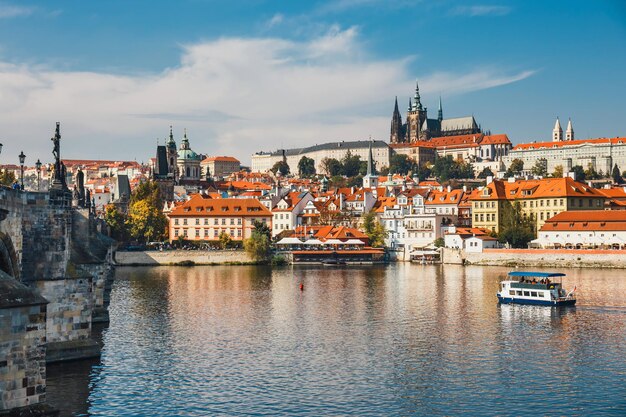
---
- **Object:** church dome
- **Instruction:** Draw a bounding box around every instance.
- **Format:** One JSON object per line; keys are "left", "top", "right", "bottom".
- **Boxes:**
{"left": 177, "top": 148, "right": 199, "bottom": 160}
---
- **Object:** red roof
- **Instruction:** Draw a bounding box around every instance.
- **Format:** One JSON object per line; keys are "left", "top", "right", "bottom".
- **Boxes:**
{"left": 201, "top": 156, "right": 240, "bottom": 163}
{"left": 540, "top": 210, "right": 626, "bottom": 232}
{"left": 169, "top": 194, "right": 271, "bottom": 217}
{"left": 513, "top": 137, "right": 626, "bottom": 151}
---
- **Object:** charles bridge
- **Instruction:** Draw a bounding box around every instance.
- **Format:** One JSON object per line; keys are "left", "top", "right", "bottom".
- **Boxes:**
{"left": 1, "top": 125, "right": 115, "bottom": 416}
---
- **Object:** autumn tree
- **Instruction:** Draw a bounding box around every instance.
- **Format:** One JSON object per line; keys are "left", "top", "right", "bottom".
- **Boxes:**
{"left": 552, "top": 165, "right": 564, "bottom": 178}
{"left": 104, "top": 204, "right": 129, "bottom": 241}
{"left": 126, "top": 180, "right": 168, "bottom": 243}
{"left": 0, "top": 170, "right": 16, "bottom": 186}
{"left": 531, "top": 159, "right": 548, "bottom": 177}
{"left": 219, "top": 232, "right": 232, "bottom": 249}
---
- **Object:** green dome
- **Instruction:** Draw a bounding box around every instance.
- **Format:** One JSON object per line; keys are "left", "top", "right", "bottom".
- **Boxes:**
{"left": 177, "top": 149, "right": 200, "bottom": 160}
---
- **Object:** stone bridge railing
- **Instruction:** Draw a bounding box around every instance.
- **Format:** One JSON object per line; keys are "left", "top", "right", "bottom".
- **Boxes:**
{"left": 0, "top": 186, "right": 114, "bottom": 416}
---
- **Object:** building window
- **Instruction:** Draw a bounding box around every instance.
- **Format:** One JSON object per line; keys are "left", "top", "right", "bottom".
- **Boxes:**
{"left": 183, "top": 219, "right": 187, "bottom": 225}
{"left": 204, "top": 229, "right": 209, "bottom": 237}
{"left": 196, "top": 219, "right": 200, "bottom": 225}
{"left": 230, "top": 230, "right": 234, "bottom": 237}
{"left": 214, "top": 230, "right": 219, "bottom": 237}
{"left": 237, "top": 229, "right": 242, "bottom": 237}
{"left": 174, "top": 229, "right": 179, "bottom": 237}
{"left": 214, "top": 219, "right": 218, "bottom": 225}
{"left": 222, "top": 219, "right": 226, "bottom": 225}
{"left": 174, "top": 219, "right": 179, "bottom": 225}
{"left": 204, "top": 219, "right": 209, "bottom": 225}
{"left": 195, "top": 229, "right": 200, "bottom": 237}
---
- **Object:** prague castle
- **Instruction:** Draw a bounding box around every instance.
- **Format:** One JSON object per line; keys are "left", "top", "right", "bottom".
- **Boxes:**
{"left": 390, "top": 80, "right": 482, "bottom": 143}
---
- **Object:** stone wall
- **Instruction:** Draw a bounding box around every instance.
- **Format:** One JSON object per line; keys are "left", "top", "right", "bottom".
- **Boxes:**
{"left": 0, "top": 273, "right": 53, "bottom": 414}
{"left": 115, "top": 250, "right": 254, "bottom": 266}
{"left": 442, "top": 247, "right": 626, "bottom": 269}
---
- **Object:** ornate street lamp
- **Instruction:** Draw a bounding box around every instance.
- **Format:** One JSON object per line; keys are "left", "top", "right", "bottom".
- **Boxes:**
{"left": 0, "top": 143, "right": 3, "bottom": 154}
{"left": 35, "top": 159, "right": 42, "bottom": 191}
{"left": 18, "top": 151, "right": 25, "bottom": 190}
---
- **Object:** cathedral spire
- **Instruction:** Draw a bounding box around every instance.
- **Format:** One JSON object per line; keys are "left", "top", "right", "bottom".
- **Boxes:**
{"left": 181, "top": 128, "right": 190, "bottom": 149}
{"left": 566, "top": 118, "right": 574, "bottom": 141}
{"left": 553, "top": 117, "right": 563, "bottom": 142}
{"left": 390, "top": 96, "right": 403, "bottom": 144}
{"left": 437, "top": 96, "right": 443, "bottom": 121}
{"left": 408, "top": 97, "right": 412, "bottom": 112}
{"left": 413, "top": 79, "right": 423, "bottom": 111}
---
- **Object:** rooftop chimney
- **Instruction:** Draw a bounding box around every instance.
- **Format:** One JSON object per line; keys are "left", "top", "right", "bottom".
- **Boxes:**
{"left": 486, "top": 175, "right": 494, "bottom": 185}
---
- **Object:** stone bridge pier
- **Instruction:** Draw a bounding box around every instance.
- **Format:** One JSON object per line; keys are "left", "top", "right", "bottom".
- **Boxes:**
{"left": 0, "top": 187, "right": 114, "bottom": 416}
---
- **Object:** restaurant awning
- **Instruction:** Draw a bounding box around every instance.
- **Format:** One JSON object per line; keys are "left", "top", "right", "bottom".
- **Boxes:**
{"left": 344, "top": 239, "right": 365, "bottom": 245}
{"left": 276, "top": 237, "right": 303, "bottom": 245}
{"left": 304, "top": 239, "right": 324, "bottom": 245}
{"left": 323, "top": 239, "right": 344, "bottom": 245}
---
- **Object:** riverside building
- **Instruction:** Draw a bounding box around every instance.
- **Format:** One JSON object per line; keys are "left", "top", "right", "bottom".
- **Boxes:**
{"left": 167, "top": 194, "right": 272, "bottom": 242}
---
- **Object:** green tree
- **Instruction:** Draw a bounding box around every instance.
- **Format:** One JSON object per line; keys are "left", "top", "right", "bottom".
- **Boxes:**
{"left": 347, "top": 175, "right": 363, "bottom": 188}
{"left": 431, "top": 155, "right": 474, "bottom": 182}
{"left": 321, "top": 157, "right": 342, "bottom": 176}
{"left": 297, "top": 156, "right": 316, "bottom": 178}
{"left": 584, "top": 163, "right": 601, "bottom": 181}
{"left": 433, "top": 237, "right": 445, "bottom": 248}
{"left": 612, "top": 164, "right": 624, "bottom": 184}
{"left": 219, "top": 232, "right": 232, "bottom": 249}
{"left": 379, "top": 166, "right": 390, "bottom": 176}
{"left": 552, "top": 165, "right": 564, "bottom": 178}
{"left": 0, "top": 170, "right": 16, "bottom": 186}
{"left": 389, "top": 153, "right": 415, "bottom": 175}
{"left": 104, "top": 204, "right": 128, "bottom": 241}
{"left": 341, "top": 151, "right": 362, "bottom": 177}
{"left": 477, "top": 167, "right": 494, "bottom": 179}
{"left": 362, "top": 210, "right": 388, "bottom": 248}
{"left": 244, "top": 223, "right": 271, "bottom": 262}
{"left": 498, "top": 202, "right": 535, "bottom": 248}
{"left": 571, "top": 165, "right": 586, "bottom": 182}
{"left": 252, "top": 220, "right": 271, "bottom": 240}
{"left": 509, "top": 158, "right": 524, "bottom": 175}
{"left": 270, "top": 161, "right": 290, "bottom": 176}
{"left": 415, "top": 164, "right": 432, "bottom": 182}
{"left": 531, "top": 159, "right": 548, "bottom": 177}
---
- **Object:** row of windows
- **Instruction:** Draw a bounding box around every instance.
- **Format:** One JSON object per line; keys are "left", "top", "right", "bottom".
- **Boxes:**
{"left": 173, "top": 217, "right": 268, "bottom": 226}
{"left": 509, "top": 290, "right": 546, "bottom": 298}
{"left": 274, "top": 213, "right": 291, "bottom": 219}
{"left": 475, "top": 213, "right": 496, "bottom": 222}
{"left": 173, "top": 228, "right": 242, "bottom": 238}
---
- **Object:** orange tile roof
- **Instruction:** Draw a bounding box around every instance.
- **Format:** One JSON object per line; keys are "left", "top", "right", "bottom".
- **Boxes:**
{"left": 540, "top": 210, "right": 626, "bottom": 231}
{"left": 425, "top": 189, "right": 464, "bottom": 205}
{"left": 201, "top": 156, "right": 240, "bottom": 163}
{"left": 480, "top": 134, "right": 511, "bottom": 145}
{"left": 512, "top": 137, "right": 626, "bottom": 151}
{"left": 596, "top": 187, "right": 626, "bottom": 199}
{"left": 169, "top": 194, "right": 271, "bottom": 217}
{"left": 419, "top": 180, "right": 441, "bottom": 187}
{"left": 430, "top": 134, "right": 482, "bottom": 149}
{"left": 389, "top": 141, "right": 436, "bottom": 149}
{"left": 471, "top": 177, "right": 605, "bottom": 201}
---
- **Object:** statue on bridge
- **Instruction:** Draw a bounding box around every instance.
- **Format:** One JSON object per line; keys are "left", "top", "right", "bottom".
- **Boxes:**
{"left": 75, "top": 169, "right": 86, "bottom": 207}
{"left": 50, "top": 122, "right": 70, "bottom": 200}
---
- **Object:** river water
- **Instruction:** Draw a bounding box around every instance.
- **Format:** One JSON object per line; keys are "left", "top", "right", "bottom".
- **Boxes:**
{"left": 46, "top": 264, "right": 626, "bottom": 416}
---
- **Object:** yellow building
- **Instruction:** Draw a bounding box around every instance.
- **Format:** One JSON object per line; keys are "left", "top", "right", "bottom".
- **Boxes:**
{"left": 470, "top": 177, "right": 606, "bottom": 233}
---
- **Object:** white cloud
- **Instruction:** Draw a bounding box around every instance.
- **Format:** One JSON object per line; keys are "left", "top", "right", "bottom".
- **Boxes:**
{"left": 0, "top": 3, "right": 34, "bottom": 19}
{"left": 452, "top": 5, "right": 512, "bottom": 17}
{"left": 266, "top": 13, "right": 284, "bottom": 28}
{"left": 0, "top": 27, "right": 533, "bottom": 165}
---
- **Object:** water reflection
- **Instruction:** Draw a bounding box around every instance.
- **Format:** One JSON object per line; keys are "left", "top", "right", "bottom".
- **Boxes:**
{"left": 46, "top": 264, "right": 626, "bottom": 416}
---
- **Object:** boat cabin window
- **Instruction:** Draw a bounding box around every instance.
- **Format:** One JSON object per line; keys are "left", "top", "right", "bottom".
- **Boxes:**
{"left": 509, "top": 290, "right": 515, "bottom": 296}
{"left": 517, "top": 291, "right": 523, "bottom": 296}
{"left": 530, "top": 291, "right": 537, "bottom": 297}
{"left": 523, "top": 291, "right": 530, "bottom": 297}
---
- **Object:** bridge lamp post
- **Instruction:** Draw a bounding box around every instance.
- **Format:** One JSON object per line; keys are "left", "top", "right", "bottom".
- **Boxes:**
{"left": 19, "top": 151, "right": 25, "bottom": 190}
{"left": 35, "top": 159, "right": 42, "bottom": 191}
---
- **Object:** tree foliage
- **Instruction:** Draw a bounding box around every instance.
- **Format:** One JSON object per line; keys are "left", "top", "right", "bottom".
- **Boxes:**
{"left": 219, "top": 232, "right": 232, "bottom": 249}
{"left": 0, "top": 170, "right": 16, "bottom": 186}
{"left": 104, "top": 180, "right": 167, "bottom": 244}
{"left": 270, "top": 161, "right": 290, "bottom": 176}
{"left": 509, "top": 158, "right": 524, "bottom": 174}
{"left": 477, "top": 167, "right": 494, "bottom": 179}
{"left": 389, "top": 154, "right": 416, "bottom": 175}
{"left": 433, "top": 237, "right": 445, "bottom": 248}
{"left": 297, "top": 156, "right": 316, "bottom": 177}
{"left": 362, "top": 210, "right": 388, "bottom": 248}
{"left": 531, "top": 159, "right": 548, "bottom": 177}
{"left": 321, "top": 158, "right": 342, "bottom": 176}
{"left": 341, "top": 151, "right": 362, "bottom": 177}
{"left": 498, "top": 202, "right": 535, "bottom": 248}
{"left": 612, "top": 164, "right": 624, "bottom": 184}
{"left": 431, "top": 155, "right": 474, "bottom": 182}
{"left": 571, "top": 165, "right": 586, "bottom": 182}
{"left": 104, "top": 205, "right": 128, "bottom": 241}
{"left": 552, "top": 165, "right": 564, "bottom": 178}
{"left": 244, "top": 221, "right": 271, "bottom": 261}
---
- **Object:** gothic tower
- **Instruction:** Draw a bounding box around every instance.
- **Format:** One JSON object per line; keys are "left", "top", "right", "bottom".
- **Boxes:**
{"left": 438, "top": 96, "right": 443, "bottom": 122}
{"left": 552, "top": 117, "right": 563, "bottom": 142}
{"left": 406, "top": 80, "right": 428, "bottom": 142}
{"left": 566, "top": 118, "right": 574, "bottom": 141}
{"left": 166, "top": 125, "right": 178, "bottom": 179}
{"left": 390, "top": 96, "right": 404, "bottom": 143}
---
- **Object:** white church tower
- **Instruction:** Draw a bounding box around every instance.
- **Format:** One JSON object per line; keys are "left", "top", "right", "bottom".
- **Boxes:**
{"left": 362, "top": 139, "right": 379, "bottom": 189}
{"left": 566, "top": 118, "right": 574, "bottom": 141}
{"left": 552, "top": 117, "right": 563, "bottom": 142}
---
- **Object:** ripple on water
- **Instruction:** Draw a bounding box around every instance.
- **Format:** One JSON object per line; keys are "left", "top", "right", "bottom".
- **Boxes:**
{"left": 45, "top": 264, "right": 626, "bottom": 416}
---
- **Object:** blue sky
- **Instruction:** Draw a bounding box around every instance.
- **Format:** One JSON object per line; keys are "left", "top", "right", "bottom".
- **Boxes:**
{"left": 0, "top": 0, "right": 624, "bottom": 165}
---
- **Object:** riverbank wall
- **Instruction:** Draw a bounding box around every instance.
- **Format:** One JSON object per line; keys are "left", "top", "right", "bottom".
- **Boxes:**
{"left": 442, "top": 248, "right": 626, "bottom": 269}
{"left": 114, "top": 250, "right": 254, "bottom": 266}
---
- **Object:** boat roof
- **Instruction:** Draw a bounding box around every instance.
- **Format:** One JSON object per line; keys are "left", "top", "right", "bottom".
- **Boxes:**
{"left": 508, "top": 271, "right": 566, "bottom": 278}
